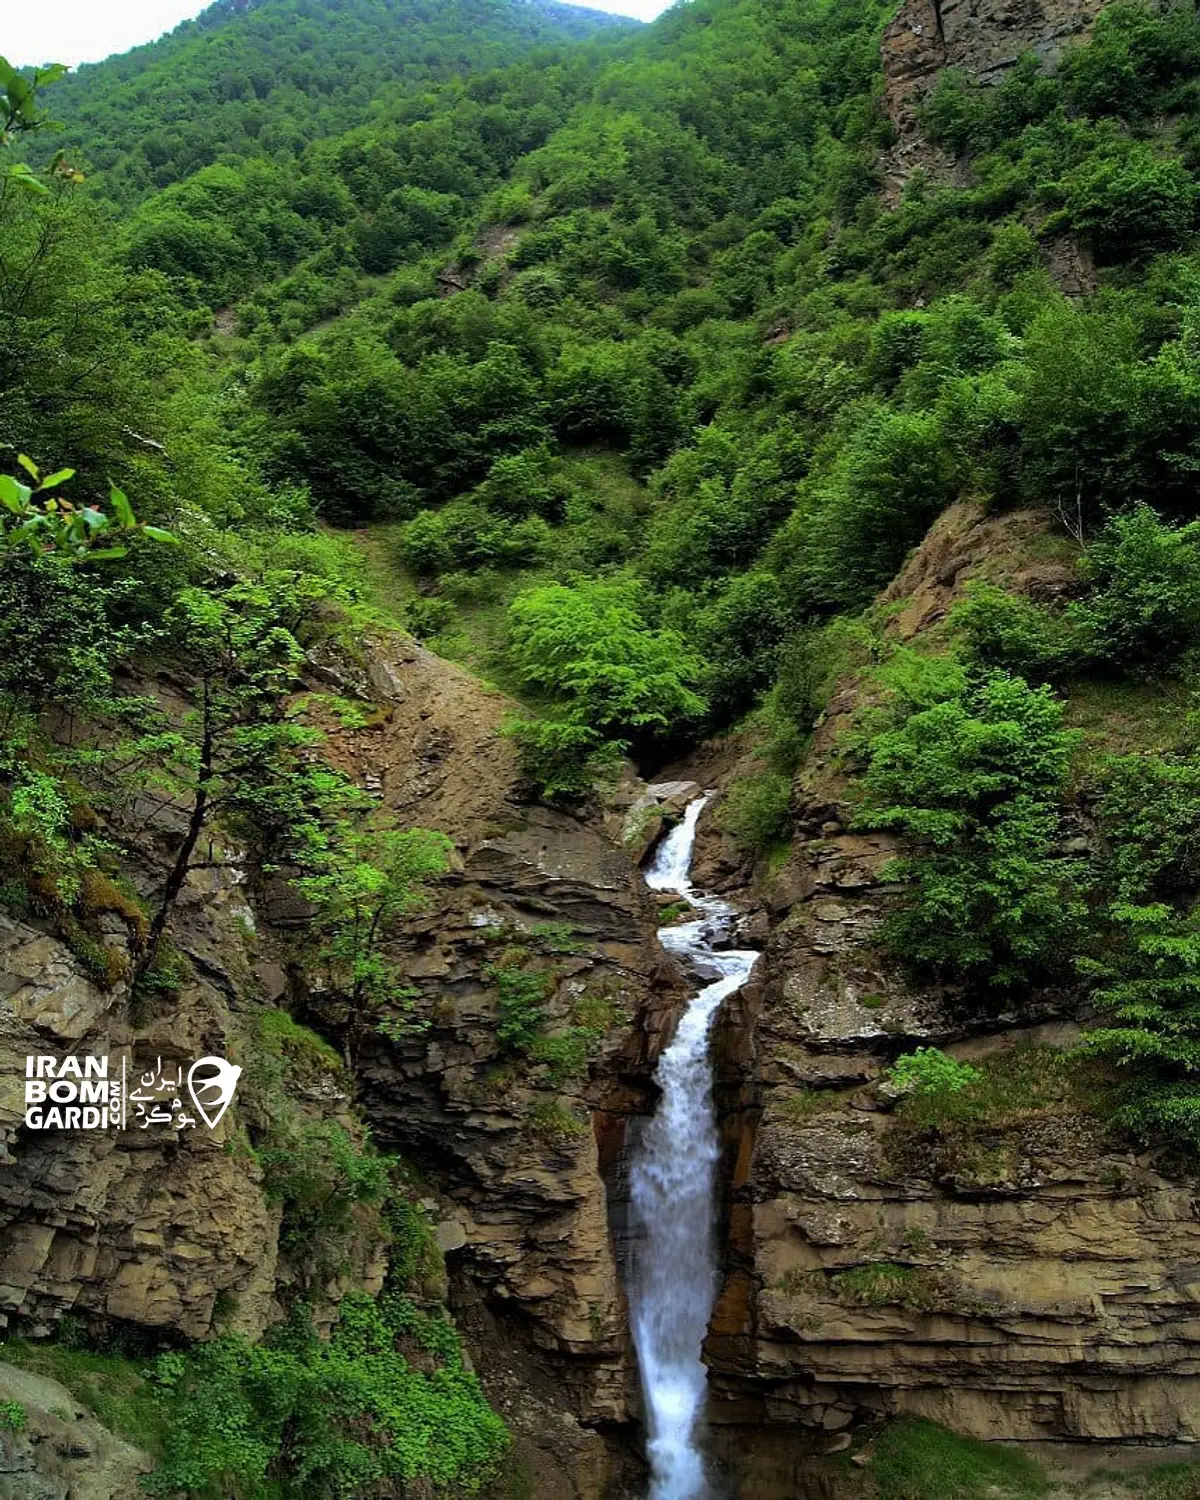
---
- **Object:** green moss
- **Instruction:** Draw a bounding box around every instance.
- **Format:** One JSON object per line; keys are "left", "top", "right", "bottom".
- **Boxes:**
{"left": 256, "top": 1008, "right": 343, "bottom": 1073}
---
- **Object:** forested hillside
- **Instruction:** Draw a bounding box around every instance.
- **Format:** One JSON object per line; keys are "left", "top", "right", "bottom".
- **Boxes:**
{"left": 9, "top": 0, "right": 1200, "bottom": 1491}
{"left": 30, "top": 0, "right": 634, "bottom": 201}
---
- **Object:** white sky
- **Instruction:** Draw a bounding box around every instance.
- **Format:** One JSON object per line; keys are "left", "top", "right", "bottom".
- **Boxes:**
{"left": 4, "top": 0, "right": 669, "bottom": 69}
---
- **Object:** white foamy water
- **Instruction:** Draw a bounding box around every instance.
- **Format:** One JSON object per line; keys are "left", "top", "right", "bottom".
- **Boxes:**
{"left": 629, "top": 794, "right": 759, "bottom": 1500}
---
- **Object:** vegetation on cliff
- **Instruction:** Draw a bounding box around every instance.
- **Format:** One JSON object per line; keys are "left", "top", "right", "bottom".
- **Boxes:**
{"left": 11, "top": 0, "right": 1200, "bottom": 1487}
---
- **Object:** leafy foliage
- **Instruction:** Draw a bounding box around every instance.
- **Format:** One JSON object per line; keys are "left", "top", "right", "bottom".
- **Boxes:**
{"left": 505, "top": 580, "right": 705, "bottom": 795}
{"left": 856, "top": 667, "right": 1085, "bottom": 986}
{"left": 144, "top": 1294, "right": 507, "bottom": 1499}
{"left": 887, "top": 1048, "right": 984, "bottom": 1103}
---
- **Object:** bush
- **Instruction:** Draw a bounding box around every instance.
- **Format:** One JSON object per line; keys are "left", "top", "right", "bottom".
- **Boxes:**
{"left": 487, "top": 954, "right": 553, "bottom": 1052}
{"left": 888, "top": 1047, "right": 983, "bottom": 1100}
{"left": 1061, "top": 146, "right": 1199, "bottom": 259}
{"left": 772, "top": 407, "right": 957, "bottom": 613}
{"left": 504, "top": 581, "right": 706, "bottom": 797}
{"left": 1080, "top": 748, "right": 1200, "bottom": 1146}
{"left": 259, "top": 1120, "right": 391, "bottom": 1265}
{"left": 952, "top": 583, "right": 1079, "bottom": 681}
{"left": 857, "top": 667, "right": 1085, "bottom": 986}
{"left": 1070, "top": 505, "right": 1200, "bottom": 673}
{"left": 685, "top": 571, "right": 789, "bottom": 723}
{"left": 145, "top": 1296, "right": 507, "bottom": 1499}
{"left": 717, "top": 771, "right": 793, "bottom": 858}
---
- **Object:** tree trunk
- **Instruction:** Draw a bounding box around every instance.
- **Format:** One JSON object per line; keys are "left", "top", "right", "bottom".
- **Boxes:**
{"left": 132, "top": 680, "right": 215, "bottom": 993}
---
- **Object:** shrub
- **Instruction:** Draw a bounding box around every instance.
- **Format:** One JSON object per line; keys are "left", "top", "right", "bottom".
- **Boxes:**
{"left": 888, "top": 1047, "right": 983, "bottom": 1101}
{"left": 857, "top": 668, "right": 1085, "bottom": 985}
{"left": 1070, "top": 505, "right": 1200, "bottom": 673}
{"left": 718, "top": 771, "right": 793, "bottom": 858}
{"left": 145, "top": 1296, "right": 507, "bottom": 1499}
{"left": 772, "top": 407, "right": 958, "bottom": 613}
{"left": 505, "top": 581, "right": 705, "bottom": 797}
{"left": 259, "top": 1120, "right": 391, "bottom": 1265}
{"left": 952, "top": 583, "right": 1079, "bottom": 681}
{"left": 1094, "top": 752, "right": 1200, "bottom": 902}
{"left": 688, "top": 571, "right": 789, "bottom": 724}
{"left": 1080, "top": 901, "right": 1200, "bottom": 1143}
{"left": 487, "top": 954, "right": 553, "bottom": 1053}
{"left": 1061, "top": 146, "right": 1199, "bottom": 259}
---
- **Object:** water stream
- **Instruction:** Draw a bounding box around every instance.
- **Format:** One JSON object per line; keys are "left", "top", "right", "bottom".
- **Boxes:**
{"left": 627, "top": 794, "right": 760, "bottom": 1500}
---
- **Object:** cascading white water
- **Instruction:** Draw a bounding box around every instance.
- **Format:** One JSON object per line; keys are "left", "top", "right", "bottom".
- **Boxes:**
{"left": 628, "top": 794, "right": 759, "bottom": 1500}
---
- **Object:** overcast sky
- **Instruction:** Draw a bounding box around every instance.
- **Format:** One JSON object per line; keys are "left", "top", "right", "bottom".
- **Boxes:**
{"left": 5, "top": 0, "right": 668, "bottom": 68}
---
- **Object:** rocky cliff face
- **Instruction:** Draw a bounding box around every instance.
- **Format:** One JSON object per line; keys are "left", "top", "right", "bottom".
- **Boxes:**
{"left": 0, "top": 630, "right": 679, "bottom": 1499}
{"left": 311, "top": 637, "right": 685, "bottom": 1494}
{"left": 695, "top": 505, "right": 1200, "bottom": 1498}
{"left": 880, "top": 0, "right": 1108, "bottom": 202}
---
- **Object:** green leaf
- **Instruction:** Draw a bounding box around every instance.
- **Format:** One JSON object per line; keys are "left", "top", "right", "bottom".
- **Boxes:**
{"left": 6, "top": 164, "right": 47, "bottom": 195}
{"left": 36, "top": 468, "right": 75, "bottom": 491}
{"left": 108, "top": 484, "right": 135, "bottom": 528}
{"left": 0, "top": 475, "right": 30, "bottom": 514}
{"left": 16, "top": 455, "right": 39, "bottom": 483}
{"left": 140, "top": 525, "right": 180, "bottom": 544}
{"left": 83, "top": 546, "right": 129, "bottom": 561}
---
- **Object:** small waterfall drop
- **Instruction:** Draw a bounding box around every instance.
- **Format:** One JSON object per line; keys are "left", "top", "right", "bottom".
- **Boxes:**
{"left": 628, "top": 794, "right": 759, "bottom": 1500}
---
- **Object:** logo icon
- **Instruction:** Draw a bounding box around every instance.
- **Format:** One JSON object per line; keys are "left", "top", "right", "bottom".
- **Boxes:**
{"left": 186, "top": 1057, "right": 243, "bottom": 1130}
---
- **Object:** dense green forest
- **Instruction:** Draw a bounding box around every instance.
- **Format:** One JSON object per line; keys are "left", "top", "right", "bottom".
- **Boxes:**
{"left": 29, "top": 0, "right": 634, "bottom": 200}
{"left": 10, "top": 0, "right": 1200, "bottom": 1489}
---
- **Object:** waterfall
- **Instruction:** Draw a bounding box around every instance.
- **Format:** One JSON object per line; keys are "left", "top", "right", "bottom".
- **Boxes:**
{"left": 628, "top": 794, "right": 759, "bottom": 1500}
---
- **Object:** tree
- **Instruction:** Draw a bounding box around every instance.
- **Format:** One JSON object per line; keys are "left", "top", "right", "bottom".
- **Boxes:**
{"left": 124, "top": 579, "right": 332, "bottom": 988}
{"left": 0, "top": 457, "right": 168, "bottom": 560}
{"left": 297, "top": 824, "right": 452, "bottom": 1062}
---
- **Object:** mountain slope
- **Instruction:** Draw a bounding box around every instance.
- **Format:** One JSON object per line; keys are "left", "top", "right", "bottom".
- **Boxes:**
{"left": 38, "top": 0, "right": 636, "bottom": 203}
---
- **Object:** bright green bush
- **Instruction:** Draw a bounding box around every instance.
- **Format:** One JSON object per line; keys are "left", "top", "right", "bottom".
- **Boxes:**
{"left": 1080, "top": 749, "right": 1200, "bottom": 1144}
{"left": 505, "top": 580, "right": 705, "bottom": 796}
{"left": 772, "top": 407, "right": 957, "bottom": 613}
{"left": 888, "top": 1048, "right": 983, "bottom": 1101}
{"left": 1070, "top": 505, "right": 1200, "bottom": 673}
{"left": 1061, "top": 145, "right": 1199, "bottom": 259}
{"left": 717, "top": 771, "right": 793, "bottom": 858}
{"left": 144, "top": 1295, "right": 508, "bottom": 1499}
{"left": 952, "top": 583, "right": 1079, "bottom": 682}
{"left": 857, "top": 668, "right": 1085, "bottom": 986}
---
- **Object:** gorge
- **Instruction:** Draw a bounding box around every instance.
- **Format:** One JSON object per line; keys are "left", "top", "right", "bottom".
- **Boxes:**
{"left": 629, "top": 796, "right": 759, "bottom": 1497}
{"left": 5, "top": 0, "right": 1200, "bottom": 1494}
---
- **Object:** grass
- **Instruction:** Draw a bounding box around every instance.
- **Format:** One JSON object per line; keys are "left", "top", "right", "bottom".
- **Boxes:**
{"left": 256, "top": 1008, "right": 343, "bottom": 1073}
{"left": 1099, "top": 1461, "right": 1200, "bottom": 1499}
{"left": 775, "top": 1086, "right": 841, "bottom": 1124}
{"left": 1, "top": 1339, "right": 171, "bottom": 1456}
{"left": 866, "top": 1419, "right": 1048, "bottom": 1500}
{"left": 1063, "top": 677, "right": 1189, "bottom": 765}
{"left": 832, "top": 1263, "right": 946, "bottom": 1312}
{"left": 892, "top": 1045, "right": 1099, "bottom": 1132}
